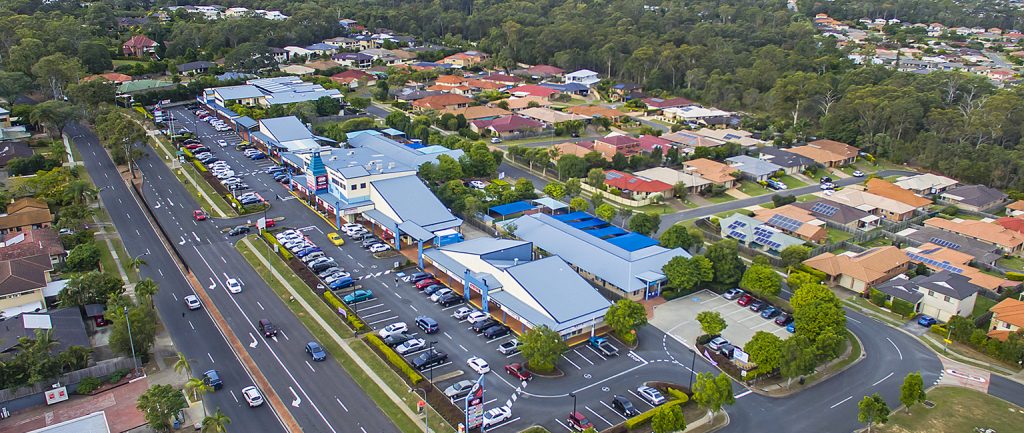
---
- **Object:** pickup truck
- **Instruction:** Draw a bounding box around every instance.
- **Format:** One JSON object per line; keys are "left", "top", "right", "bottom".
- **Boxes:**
{"left": 588, "top": 336, "right": 618, "bottom": 357}
{"left": 497, "top": 338, "right": 521, "bottom": 355}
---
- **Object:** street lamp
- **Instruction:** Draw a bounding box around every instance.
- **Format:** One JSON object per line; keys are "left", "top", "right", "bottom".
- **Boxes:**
{"left": 569, "top": 392, "right": 577, "bottom": 415}
{"left": 689, "top": 349, "right": 697, "bottom": 389}
{"left": 427, "top": 341, "right": 439, "bottom": 391}
{"left": 124, "top": 306, "right": 139, "bottom": 376}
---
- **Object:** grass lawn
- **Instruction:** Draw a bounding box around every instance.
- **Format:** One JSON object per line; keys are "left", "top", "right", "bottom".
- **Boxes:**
{"left": 827, "top": 227, "right": 853, "bottom": 243}
{"left": 972, "top": 295, "right": 998, "bottom": 318}
{"left": 997, "top": 256, "right": 1024, "bottom": 271}
{"left": 858, "top": 236, "right": 893, "bottom": 248}
{"left": 236, "top": 238, "right": 451, "bottom": 433}
{"left": 795, "top": 193, "right": 819, "bottom": 202}
{"left": 704, "top": 193, "right": 736, "bottom": 204}
{"left": 737, "top": 180, "right": 770, "bottom": 197}
{"left": 112, "top": 59, "right": 144, "bottom": 67}
{"left": 501, "top": 134, "right": 564, "bottom": 146}
{"left": 877, "top": 386, "right": 1024, "bottom": 433}
{"left": 634, "top": 203, "right": 676, "bottom": 215}
{"left": 777, "top": 175, "right": 808, "bottom": 189}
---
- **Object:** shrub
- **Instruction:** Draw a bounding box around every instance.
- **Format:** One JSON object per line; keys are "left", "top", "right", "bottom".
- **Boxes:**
{"left": 891, "top": 298, "right": 916, "bottom": 318}
{"left": 940, "top": 205, "right": 959, "bottom": 216}
{"left": 324, "top": 291, "right": 366, "bottom": 331}
{"left": 191, "top": 160, "right": 207, "bottom": 172}
{"left": 623, "top": 399, "right": 685, "bottom": 429}
{"left": 665, "top": 388, "right": 689, "bottom": 403}
{"left": 930, "top": 324, "right": 948, "bottom": 336}
{"left": 868, "top": 288, "right": 886, "bottom": 307}
{"left": 796, "top": 264, "right": 828, "bottom": 282}
{"left": 76, "top": 376, "right": 102, "bottom": 394}
{"left": 696, "top": 334, "right": 716, "bottom": 345}
{"left": 1006, "top": 272, "right": 1024, "bottom": 281}
{"left": 365, "top": 334, "right": 423, "bottom": 385}
{"left": 108, "top": 368, "right": 130, "bottom": 384}
{"left": 262, "top": 231, "right": 295, "bottom": 260}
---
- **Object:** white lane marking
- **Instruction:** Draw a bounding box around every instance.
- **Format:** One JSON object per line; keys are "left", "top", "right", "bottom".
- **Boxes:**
{"left": 586, "top": 406, "right": 612, "bottom": 428}
{"left": 409, "top": 305, "right": 418, "bottom": 312}
{"left": 887, "top": 337, "right": 903, "bottom": 360}
{"left": 306, "top": 360, "right": 316, "bottom": 372}
{"left": 207, "top": 352, "right": 215, "bottom": 363}
{"left": 289, "top": 387, "right": 301, "bottom": 407}
{"left": 188, "top": 320, "right": 195, "bottom": 330}
{"left": 336, "top": 397, "right": 349, "bottom": 412}
{"left": 221, "top": 256, "right": 227, "bottom": 263}
{"left": 873, "top": 372, "right": 894, "bottom": 386}
{"left": 847, "top": 316, "right": 862, "bottom": 324}
{"left": 249, "top": 333, "right": 259, "bottom": 348}
{"left": 256, "top": 301, "right": 265, "bottom": 310}
{"left": 735, "top": 390, "right": 753, "bottom": 398}
{"left": 573, "top": 349, "right": 595, "bottom": 365}
{"left": 561, "top": 354, "right": 582, "bottom": 370}
{"left": 172, "top": 293, "right": 178, "bottom": 301}
{"left": 444, "top": 332, "right": 453, "bottom": 340}
{"left": 367, "top": 316, "right": 400, "bottom": 325}
{"left": 230, "top": 390, "right": 239, "bottom": 403}
{"left": 280, "top": 330, "right": 290, "bottom": 341}
{"left": 158, "top": 269, "right": 164, "bottom": 276}
{"left": 830, "top": 396, "right": 853, "bottom": 408}
{"left": 192, "top": 231, "right": 200, "bottom": 242}
{"left": 459, "top": 344, "right": 468, "bottom": 352}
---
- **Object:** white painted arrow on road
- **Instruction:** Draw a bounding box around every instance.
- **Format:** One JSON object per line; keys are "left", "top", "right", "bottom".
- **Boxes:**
{"left": 249, "top": 333, "right": 259, "bottom": 348}
{"left": 289, "top": 387, "right": 301, "bottom": 407}
{"left": 179, "top": 236, "right": 186, "bottom": 245}
{"left": 208, "top": 278, "right": 216, "bottom": 290}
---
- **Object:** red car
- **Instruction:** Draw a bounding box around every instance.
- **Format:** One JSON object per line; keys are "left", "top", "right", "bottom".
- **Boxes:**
{"left": 263, "top": 218, "right": 276, "bottom": 227}
{"left": 415, "top": 278, "right": 439, "bottom": 290}
{"left": 736, "top": 294, "right": 753, "bottom": 306}
{"left": 193, "top": 209, "right": 207, "bottom": 221}
{"left": 566, "top": 412, "right": 593, "bottom": 431}
{"left": 185, "top": 144, "right": 203, "bottom": 150}
{"left": 504, "top": 363, "right": 532, "bottom": 381}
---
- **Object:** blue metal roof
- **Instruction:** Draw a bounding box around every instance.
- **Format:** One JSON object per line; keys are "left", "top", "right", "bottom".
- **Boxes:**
{"left": 489, "top": 201, "right": 536, "bottom": 216}
{"left": 566, "top": 218, "right": 608, "bottom": 229}
{"left": 605, "top": 233, "right": 660, "bottom": 251}
{"left": 235, "top": 116, "right": 258, "bottom": 129}
{"left": 552, "top": 211, "right": 591, "bottom": 222}
{"left": 381, "top": 128, "right": 405, "bottom": 136}
{"left": 584, "top": 226, "right": 627, "bottom": 238}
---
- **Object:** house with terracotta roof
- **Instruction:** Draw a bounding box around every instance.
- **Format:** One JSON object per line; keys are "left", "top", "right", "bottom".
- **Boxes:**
{"left": 683, "top": 158, "right": 737, "bottom": 188}
{"left": 924, "top": 217, "right": 1024, "bottom": 254}
{"left": 523, "top": 64, "right": 564, "bottom": 78}
{"left": 553, "top": 141, "right": 598, "bottom": 159}
{"left": 566, "top": 105, "right": 627, "bottom": 121}
{"left": 988, "top": 298, "right": 1024, "bottom": 341}
{"left": 439, "top": 51, "right": 488, "bottom": 68}
{"left": 633, "top": 167, "right": 711, "bottom": 193}
{"left": 603, "top": 170, "right": 673, "bottom": 199}
{"left": 593, "top": 135, "right": 642, "bottom": 159}
{"left": 661, "top": 130, "right": 726, "bottom": 153}
{"left": 507, "top": 85, "right": 561, "bottom": 99}
{"left": 893, "top": 173, "right": 960, "bottom": 195}
{"left": 0, "top": 198, "right": 53, "bottom": 235}
{"left": 434, "top": 74, "right": 468, "bottom": 87}
{"left": 903, "top": 243, "right": 1018, "bottom": 293}
{"left": 1005, "top": 200, "right": 1024, "bottom": 217}
{"left": 783, "top": 139, "right": 859, "bottom": 167}
{"left": 517, "top": 107, "right": 589, "bottom": 125}
{"left": 465, "top": 79, "right": 506, "bottom": 91}
{"left": 0, "top": 254, "right": 53, "bottom": 317}
{"left": 865, "top": 178, "right": 933, "bottom": 210}
{"left": 995, "top": 216, "right": 1024, "bottom": 235}
{"left": 480, "top": 74, "right": 522, "bottom": 86}
{"left": 803, "top": 246, "right": 912, "bottom": 293}
{"left": 122, "top": 34, "right": 158, "bottom": 58}
{"left": 330, "top": 70, "right": 376, "bottom": 87}
{"left": 641, "top": 97, "right": 695, "bottom": 111}
{"left": 0, "top": 228, "right": 66, "bottom": 266}
{"left": 637, "top": 135, "right": 673, "bottom": 153}
{"left": 442, "top": 105, "right": 511, "bottom": 121}
{"left": 940, "top": 184, "right": 1008, "bottom": 212}
{"left": 826, "top": 188, "right": 917, "bottom": 221}
{"left": 470, "top": 115, "right": 545, "bottom": 137}
{"left": 503, "top": 96, "right": 552, "bottom": 111}
{"left": 412, "top": 94, "right": 475, "bottom": 111}
{"left": 752, "top": 206, "right": 828, "bottom": 243}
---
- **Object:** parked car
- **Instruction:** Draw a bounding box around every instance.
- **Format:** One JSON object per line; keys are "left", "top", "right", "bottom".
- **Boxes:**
{"left": 378, "top": 322, "right": 408, "bottom": 339}
{"left": 437, "top": 293, "right": 463, "bottom": 307}
{"left": 786, "top": 322, "right": 796, "bottom": 333}
{"left": 472, "top": 318, "right": 499, "bottom": 333}
{"left": 396, "top": 338, "right": 427, "bottom": 355}
{"left": 497, "top": 338, "right": 521, "bottom": 355}
{"left": 504, "top": 362, "right": 532, "bottom": 381}
{"left": 184, "top": 294, "right": 202, "bottom": 310}
{"left": 452, "top": 307, "right": 474, "bottom": 320}
{"left": 636, "top": 386, "right": 666, "bottom": 406}
{"left": 409, "top": 272, "right": 433, "bottom": 282}
{"left": 415, "top": 316, "right": 439, "bottom": 334}
{"left": 748, "top": 299, "right": 767, "bottom": 312}
{"left": 423, "top": 284, "right": 446, "bottom": 296}
{"left": 567, "top": 411, "right": 594, "bottom": 431}
{"left": 412, "top": 350, "right": 448, "bottom": 370}
{"left": 760, "top": 306, "right": 781, "bottom": 319}
{"left": 917, "top": 315, "right": 938, "bottom": 327}
{"left": 430, "top": 288, "right": 454, "bottom": 302}
{"left": 328, "top": 277, "right": 354, "bottom": 290}
{"left": 467, "top": 356, "right": 490, "bottom": 374}
{"left": 383, "top": 333, "right": 414, "bottom": 347}
{"left": 736, "top": 294, "right": 754, "bottom": 306}
{"left": 481, "top": 407, "right": 511, "bottom": 428}
{"left": 369, "top": 243, "right": 391, "bottom": 253}
{"left": 310, "top": 262, "right": 336, "bottom": 273}
{"left": 611, "top": 395, "right": 640, "bottom": 417}
{"left": 241, "top": 386, "right": 263, "bottom": 407}
{"left": 588, "top": 336, "right": 618, "bottom": 356}
{"left": 852, "top": 170, "right": 865, "bottom": 177}
{"left": 305, "top": 341, "right": 327, "bottom": 361}
{"left": 722, "top": 288, "right": 744, "bottom": 300}
{"left": 361, "top": 237, "right": 381, "bottom": 248}
{"left": 483, "top": 324, "right": 510, "bottom": 339}
{"left": 706, "top": 336, "right": 729, "bottom": 351}
{"left": 466, "top": 311, "right": 489, "bottom": 323}
{"left": 775, "top": 313, "right": 794, "bottom": 326}
{"left": 443, "top": 379, "right": 477, "bottom": 400}
{"left": 343, "top": 289, "right": 373, "bottom": 304}
{"left": 717, "top": 343, "right": 736, "bottom": 358}
{"left": 415, "top": 279, "right": 439, "bottom": 290}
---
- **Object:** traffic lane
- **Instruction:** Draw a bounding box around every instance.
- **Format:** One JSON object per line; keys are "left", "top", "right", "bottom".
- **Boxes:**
{"left": 68, "top": 123, "right": 286, "bottom": 433}
{"left": 988, "top": 375, "right": 1024, "bottom": 407}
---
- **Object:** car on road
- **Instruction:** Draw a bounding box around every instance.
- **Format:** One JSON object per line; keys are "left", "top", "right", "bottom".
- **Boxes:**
{"left": 489, "top": 137, "right": 502, "bottom": 144}
{"left": 413, "top": 350, "right": 448, "bottom": 370}
{"left": 637, "top": 385, "right": 666, "bottom": 406}
{"left": 203, "top": 370, "right": 223, "bottom": 390}
{"left": 226, "top": 278, "right": 242, "bottom": 294}
{"left": 369, "top": 243, "right": 391, "bottom": 253}
{"left": 328, "top": 232, "right": 344, "bottom": 245}
{"left": 467, "top": 356, "right": 490, "bottom": 374}
{"left": 504, "top": 362, "right": 531, "bottom": 381}
{"left": 611, "top": 395, "right": 640, "bottom": 417}
{"left": 483, "top": 324, "right": 510, "bottom": 339}
{"left": 852, "top": 170, "right": 865, "bottom": 177}
{"left": 820, "top": 176, "right": 833, "bottom": 184}
{"left": 306, "top": 341, "right": 327, "bottom": 361}
{"left": 415, "top": 316, "right": 439, "bottom": 334}
{"left": 760, "top": 306, "right": 780, "bottom": 319}
{"left": 723, "top": 288, "right": 744, "bottom": 300}
{"left": 258, "top": 319, "right": 278, "bottom": 338}
{"left": 775, "top": 312, "right": 794, "bottom": 326}
{"left": 437, "top": 292, "right": 463, "bottom": 307}
{"left": 184, "top": 294, "right": 202, "bottom": 310}
{"left": 343, "top": 289, "right": 373, "bottom": 304}
{"left": 736, "top": 294, "right": 753, "bottom": 306}
{"left": 706, "top": 337, "right": 729, "bottom": 351}
{"left": 443, "top": 380, "right": 476, "bottom": 400}
{"left": 379, "top": 322, "right": 408, "bottom": 339}
{"left": 472, "top": 318, "right": 499, "bottom": 333}
{"left": 453, "top": 307, "right": 474, "bottom": 320}
{"left": 396, "top": 338, "right": 427, "bottom": 355}
{"left": 242, "top": 386, "right": 263, "bottom": 407}
{"left": 820, "top": 182, "right": 836, "bottom": 190}
{"left": 917, "top": 315, "right": 938, "bottom": 327}
{"left": 482, "top": 407, "right": 511, "bottom": 428}
{"left": 748, "top": 299, "right": 767, "bottom": 312}
{"left": 498, "top": 339, "right": 521, "bottom": 355}
{"left": 228, "top": 226, "right": 250, "bottom": 236}
{"left": 567, "top": 411, "right": 593, "bottom": 431}
{"left": 429, "top": 288, "right": 453, "bottom": 302}
{"left": 193, "top": 210, "right": 207, "bottom": 221}
{"left": 217, "top": 139, "right": 228, "bottom": 147}
{"left": 466, "top": 311, "right": 489, "bottom": 323}
{"left": 384, "top": 333, "right": 414, "bottom": 347}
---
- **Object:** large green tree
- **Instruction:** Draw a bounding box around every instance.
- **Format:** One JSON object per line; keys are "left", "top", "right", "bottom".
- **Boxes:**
{"left": 659, "top": 225, "right": 701, "bottom": 251}
{"left": 899, "top": 372, "right": 926, "bottom": 414}
{"left": 520, "top": 325, "right": 566, "bottom": 373}
{"left": 59, "top": 271, "right": 124, "bottom": 307}
{"left": 31, "top": 53, "right": 85, "bottom": 100}
{"left": 662, "top": 255, "right": 713, "bottom": 291}
{"left": 137, "top": 384, "right": 188, "bottom": 431}
{"left": 857, "top": 393, "right": 890, "bottom": 433}
{"left": 691, "top": 372, "right": 735, "bottom": 415}
{"left": 705, "top": 240, "right": 745, "bottom": 286}
{"left": 29, "top": 100, "right": 79, "bottom": 139}
{"left": 604, "top": 299, "right": 647, "bottom": 344}
{"left": 779, "top": 334, "right": 818, "bottom": 387}
{"left": 696, "top": 310, "right": 727, "bottom": 336}
{"left": 628, "top": 212, "right": 661, "bottom": 236}
{"left": 651, "top": 403, "right": 686, "bottom": 433}
{"left": 109, "top": 300, "right": 158, "bottom": 363}
{"left": 743, "top": 331, "right": 784, "bottom": 377}
{"left": 739, "top": 264, "right": 782, "bottom": 297}
{"left": 77, "top": 41, "right": 113, "bottom": 74}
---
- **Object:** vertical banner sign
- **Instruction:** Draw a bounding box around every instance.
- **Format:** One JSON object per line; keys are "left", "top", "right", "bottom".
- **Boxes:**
{"left": 465, "top": 375, "right": 485, "bottom": 429}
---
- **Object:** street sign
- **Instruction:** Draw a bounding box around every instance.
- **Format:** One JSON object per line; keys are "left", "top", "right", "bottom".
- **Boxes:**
{"left": 465, "top": 376, "right": 485, "bottom": 429}
{"left": 45, "top": 386, "right": 68, "bottom": 405}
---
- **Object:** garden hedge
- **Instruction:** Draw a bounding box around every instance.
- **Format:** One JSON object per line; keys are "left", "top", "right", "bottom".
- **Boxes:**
{"left": 365, "top": 334, "right": 423, "bottom": 385}
{"left": 323, "top": 291, "right": 366, "bottom": 331}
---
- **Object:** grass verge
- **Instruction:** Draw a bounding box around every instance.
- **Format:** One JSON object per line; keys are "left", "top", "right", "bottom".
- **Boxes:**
{"left": 972, "top": 296, "right": 998, "bottom": 318}
{"left": 997, "top": 256, "right": 1024, "bottom": 271}
{"left": 705, "top": 193, "right": 736, "bottom": 204}
{"left": 877, "top": 386, "right": 1024, "bottom": 433}
{"left": 737, "top": 180, "right": 770, "bottom": 197}
{"left": 236, "top": 237, "right": 451, "bottom": 433}
{"left": 147, "top": 129, "right": 233, "bottom": 217}
{"left": 777, "top": 175, "right": 807, "bottom": 189}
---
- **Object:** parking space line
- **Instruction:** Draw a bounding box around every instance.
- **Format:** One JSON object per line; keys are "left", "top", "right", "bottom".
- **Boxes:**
{"left": 751, "top": 320, "right": 777, "bottom": 329}
{"left": 554, "top": 419, "right": 570, "bottom": 431}
{"left": 573, "top": 349, "right": 595, "bottom": 365}
{"left": 418, "top": 361, "right": 453, "bottom": 373}
{"left": 354, "top": 303, "right": 385, "bottom": 311}
{"left": 712, "top": 302, "right": 738, "bottom": 311}
{"left": 459, "top": 344, "right": 468, "bottom": 352}
{"left": 561, "top": 354, "right": 582, "bottom": 370}
{"left": 600, "top": 401, "right": 628, "bottom": 420}
{"left": 360, "top": 310, "right": 393, "bottom": 318}
{"left": 628, "top": 390, "right": 653, "bottom": 408}
{"left": 585, "top": 345, "right": 608, "bottom": 361}
{"left": 737, "top": 314, "right": 762, "bottom": 322}
{"left": 366, "top": 315, "right": 400, "bottom": 326}
{"left": 586, "top": 406, "right": 612, "bottom": 428}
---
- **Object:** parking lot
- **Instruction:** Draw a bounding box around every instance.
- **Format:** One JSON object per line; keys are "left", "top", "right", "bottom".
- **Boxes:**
{"left": 651, "top": 289, "right": 792, "bottom": 350}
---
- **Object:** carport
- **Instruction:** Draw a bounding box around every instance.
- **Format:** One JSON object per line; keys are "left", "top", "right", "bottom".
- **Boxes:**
{"left": 487, "top": 201, "right": 536, "bottom": 221}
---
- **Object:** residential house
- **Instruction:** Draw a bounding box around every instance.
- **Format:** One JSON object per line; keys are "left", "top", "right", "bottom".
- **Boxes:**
{"left": 553, "top": 141, "right": 598, "bottom": 159}
{"left": 0, "top": 254, "right": 53, "bottom": 317}
{"left": 517, "top": 107, "right": 589, "bottom": 126}
{"left": 333, "top": 52, "right": 373, "bottom": 69}
{"left": 434, "top": 75, "right": 467, "bottom": 87}
{"left": 442, "top": 106, "right": 511, "bottom": 121}
{"left": 875, "top": 271, "right": 980, "bottom": 322}
{"left": 305, "top": 43, "right": 339, "bottom": 56}
{"left": 826, "top": 188, "right": 918, "bottom": 222}
{"left": 636, "top": 135, "right": 673, "bottom": 154}
{"left": 539, "top": 82, "right": 590, "bottom": 96}
{"left": 269, "top": 47, "right": 288, "bottom": 64}
{"left": 692, "top": 128, "right": 765, "bottom": 148}
{"left": 726, "top": 155, "right": 783, "bottom": 182}
{"left": 719, "top": 213, "right": 806, "bottom": 254}
{"left": 564, "top": 69, "right": 600, "bottom": 87}
{"left": 662, "top": 106, "right": 734, "bottom": 125}
{"left": 566, "top": 105, "right": 627, "bottom": 122}
{"left": 641, "top": 97, "right": 695, "bottom": 112}
{"left": 924, "top": 217, "right": 1024, "bottom": 254}
{"left": 81, "top": 73, "right": 134, "bottom": 84}
{"left": 391, "top": 88, "right": 442, "bottom": 103}
{"left": 323, "top": 36, "right": 359, "bottom": 50}
{"left": 480, "top": 74, "right": 522, "bottom": 86}
{"left": 894, "top": 173, "right": 960, "bottom": 195}
{"left": 503, "top": 96, "right": 552, "bottom": 111}
{"left": 752, "top": 206, "right": 828, "bottom": 243}
{"left": 0, "top": 228, "right": 66, "bottom": 266}
{"left": 122, "top": 35, "right": 158, "bottom": 58}
{"left": 940, "top": 184, "right": 1008, "bottom": 212}
{"left": 0, "top": 198, "right": 53, "bottom": 235}
{"left": 988, "top": 298, "right": 1024, "bottom": 341}
{"left": 792, "top": 199, "right": 880, "bottom": 230}
{"left": 522, "top": 64, "right": 564, "bottom": 78}
{"left": 633, "top": 167, "right": 711, "bottom": 194}
{"left": 279, "top": 64, "right": 315, "bottom": 76}
{"left": 470, "top": 116, "right": 545, "bottom": 137}
{"left": 603, "top": 170, "right": 673, "bottom": 200}
{"left": 360, "top": 48, "right": 402, "bottom": 65}
{"left": 661, "top": 130, "right": 725, "bottom": 153}
{"left": 330, "top": 70, "right": 376, "bottom": 87}
{"left": 865, "top": 178, "right": 933, "bottom": 210}
{"left": 756, "top": 147, "right": 814, "bottom": 175}
{"left": 593, "top": 135, "right": 642, "bottom": 159}
{"left": 466, "top": 78, "right": 506, "bottom": 92}
{"left": 439, "top": 51, "right": 488, "bottom": 68}
{"left": 610, "top": 82, "right": 643, "bottom": 101}
{"left": 176, "top": 61, "right": 215, "bottom": 76}
{"left": 903, "top": 243, "right": 1018, "bottom": 293}
{"left": 411, "top": 94, "right": 474, "bottom": 111}
{"left": 283, "top": 46, "right": 314, "bottom": 60}
{"left": 1005, "top": 200, "right": 1024, "bottom": 217}
{"left": 783, "top": 139, "right": 859, "bottom": 167}
{"left": 507, "top": 85, "right": 561, "bottom": 99}
{"left": 683, "top": 158, "right": 737, "bottom": 188}
{"left": 0, "top": 141, "right": 33, "bottom": 168}
{"left": 305, "top": 60, "right": 342, "bottom": 72}
{"left": 803, "top": 246, "right": 912, "bottom": 293}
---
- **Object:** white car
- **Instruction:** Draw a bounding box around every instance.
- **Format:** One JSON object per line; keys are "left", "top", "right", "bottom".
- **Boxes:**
{"left": 324, "top": 272, "right": 352, "bottom": 284}
{"left": 852, "top": 170, "right": 865, "bottom": 177}
{"left": 637, "top": 385, "right": 667, "bottom": 406}
{"left": 396, "top": 338, "right": 426, "bottom": 355}
{"left": 469, "top": 180, "right": 487, "bottom": 189}
{"left": 242, "top": 386, "right": 264, "bottom": 407}
{"left": 430, "top": 288, "right": 453, "bottom": 302}
{"left": 226, "top": 278, "right": 242, "bottom": 294}
{"left": 379, "top": 322, "right": 409, "bottom": 339}
{"left": 184, "top": 295, "right": 202, "bottom": 310}
{"left": 369, "top": 243, "right": 391, "bottom": 253}
{"left": 467, "top": 356, "right": 490, "bottom": 374}
{"left": 466, "top": 311, "right": 489, "bottom": 324}
{"left": 481, "top": 407, "right": 511, "bottom": 428}
{"left": 217, "top": 139, "right": 228, "bottom": 147}
{"left": 341, "top": 223, "right": 362, "bottom": 232}
{"left": 452, "top": 307, "right": 474, "bottom": 320}
{"left": 214, "top": 171, "right": 235, "bottom": 179}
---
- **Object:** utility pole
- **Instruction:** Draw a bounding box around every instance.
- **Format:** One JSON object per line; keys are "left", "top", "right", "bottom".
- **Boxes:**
{"left": 124, "top": 306, "right": 139, "bottom": 375}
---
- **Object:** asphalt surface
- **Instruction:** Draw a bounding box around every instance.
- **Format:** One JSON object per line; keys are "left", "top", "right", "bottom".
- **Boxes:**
{"left": 71, "top": 119, "right": 400, "bottom": 433}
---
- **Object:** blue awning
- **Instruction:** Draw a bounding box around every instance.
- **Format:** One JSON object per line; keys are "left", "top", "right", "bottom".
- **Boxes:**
{"left": 605, "top": 233, "right": 660, "bottom": 252}
{"left": 489, "top": 201, "right": 536, "bottom": 216}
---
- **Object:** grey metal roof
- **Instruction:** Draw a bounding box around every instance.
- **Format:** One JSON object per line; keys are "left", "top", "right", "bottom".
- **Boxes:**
{"left": 900, "top": 226, "right": 1003, "bottom": 265}
{"left": 214, "top": 85, "right": 263, "bottom": 100}
{"left": 941, "top": 184, "right": 1007, "bottom": 207}
{"left": 0, "top": 308, "right": 89, "bottom": 354}
{"left": 176, "top": 61, "right": 214, "bottom": 72}
{"left": 726, "top": 155, "right": 783, "bottom": 177}
{"left": 756, "top": 146, "right": 815, "bottom": 169}
{"left": 398, "top": 221, "right": 434, "bottom": 241}
{"left": 371, "top": 176, "right": 462, "bottom": 232}
{"left": 512, "top": 213, "right": 690, "bottom": 293}
{"left": 916, "top": 271, "right": 982, "bottom": 300}
{"left": 260, "top": 116, "right": 314, "bottom": 143}
{"left": 875, "top": 275, "right": 925, "bottom": 304}
{"left": 348, "top": 131, "right": 464, "bottom": 168}
{"left": 793, "top": 199, "right": 873, "bottom": 225}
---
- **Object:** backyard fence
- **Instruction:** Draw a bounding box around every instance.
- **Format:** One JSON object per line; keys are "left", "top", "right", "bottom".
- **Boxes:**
{"left": 0, "top": 357, "right": 134, "bottom": 404}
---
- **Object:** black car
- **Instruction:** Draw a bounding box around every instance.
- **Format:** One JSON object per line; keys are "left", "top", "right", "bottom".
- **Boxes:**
{"left": 258, "top": 319, "right": 278, "bottom": 338}
{"left": 775, "top": 313, "right": 794, "bottom": 326}
{"left": 383, "top": 333, "right": 415, "bottom": 347}
{"left": 413, "top": 350, "right": 448, "bottom": 371}
{"left": 193, "top": 146, "right": 210, "bottom": 154}
{"left": 310, "top": 261, "right": 335, "bottom": 273}
{"left": 361, "top": 237, "right": 381, "bottom": 248}
{"left": 472, "top": 318, "right": 500, "bottom": 333}
{"left": 717, "top": 343, "right": 736, "bottom": 358}
{"left": 437, "top": 293, "right": 463, "bottom": 307}
{"left": 423, "top": 284, "right": 445, "bottom": 296}
{"left": 611, "top": 395, "right": 640, "bottom": 417}
{"left": 228, "top": 226, "right": 250, "bottom": 236}
{"left": 482, "top": 324, "right": 510, "bottom": 339}
{"left": 748, "top": 299, "right": 766, "bottom": 312}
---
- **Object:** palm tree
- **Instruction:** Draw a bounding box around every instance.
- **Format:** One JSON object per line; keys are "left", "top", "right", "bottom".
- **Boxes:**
{"left": 134, "top": 278, "right": 159, "bottom": 301}
{"left": 184, "top": 378, "right": 213, "bottom": 417}
{"left": 64, "top": 180, "right": 97, "bottom": 206}
{"left": 173, "top": 352, "right": 191, "bottom": 380}
{"left": 127, "top": 255, "right": 148, "bottom": 272}
{"left": 201, "top": 409, "right": 231, "bottom": 433}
